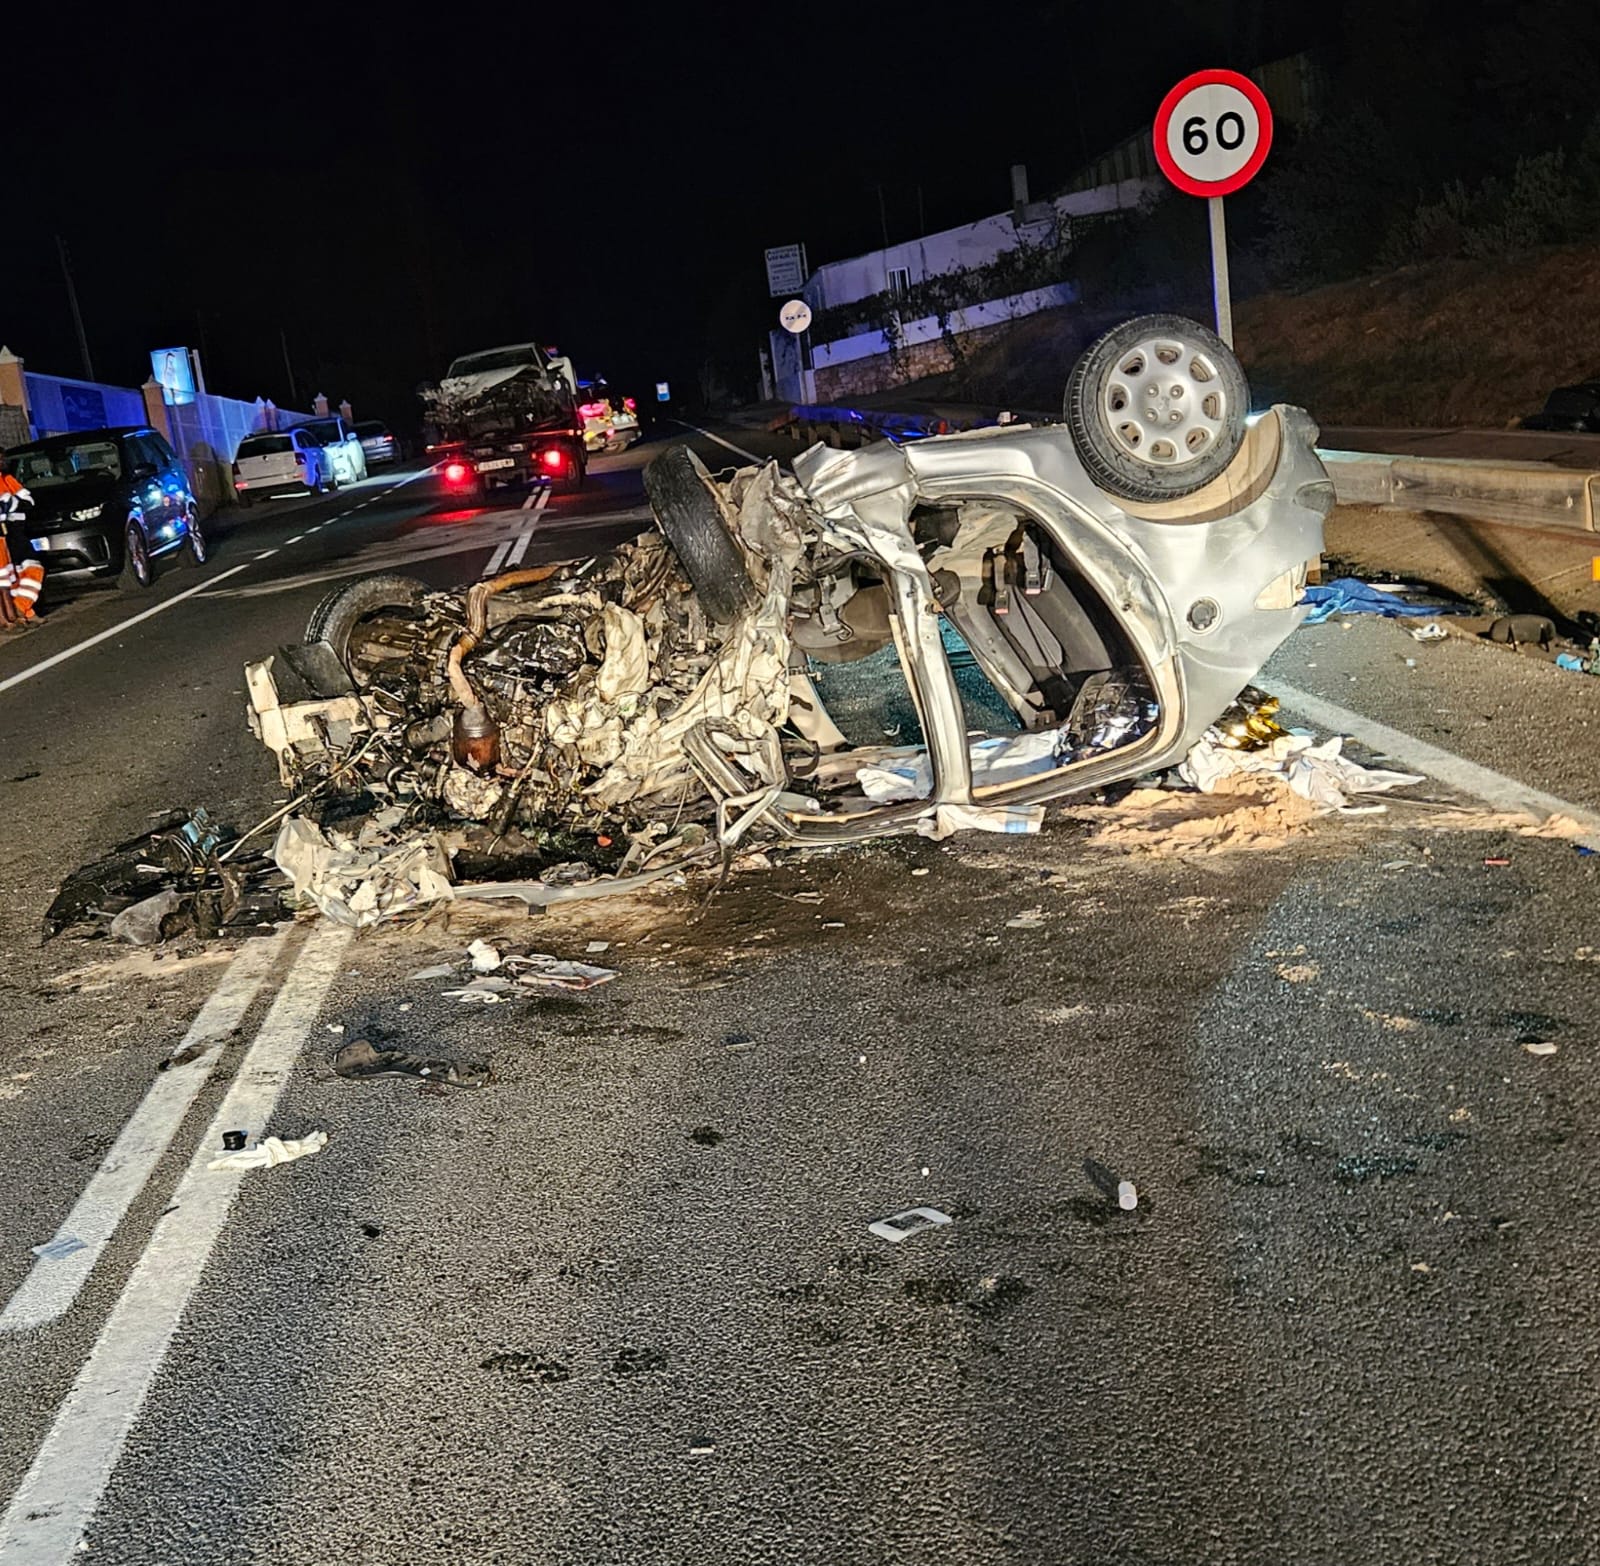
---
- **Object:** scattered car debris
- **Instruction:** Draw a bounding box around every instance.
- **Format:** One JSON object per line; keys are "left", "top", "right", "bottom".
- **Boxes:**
{"left": 44, "top": 808, "right": 285, "bottom": 945}
{"left": 1555, "top": 638, "right": 1600, "bottom": 674}
{"left": 1408, "top": 621, "right": 1450, "bottom": 643}
{"left": 1182, "top": 731, "right": 1422, "bottom": 812}
{"left": 1302, "top": 577, "right": 1469, "bottom": 623}
{"left": 1117, "top": 1180, "right": 1139, "bottom": 1211}
{"left": 221, "top": 1130, "right": 248, "bottom": 1151}
{"left": 29, "top": 1235, "right": 88, "bottom": 1262}
{"left": 868, "top": 1207, "right": 953, "bottom": 1243}
{"left": 1488, "top": 614, "right": 1556, "bottom": 650}
{"left": 1522, "top": 1040, "right": 1560, "bottom": 1057}
{"left": 207, "top": 1130, "right": 329, "bottom": 1172}
{"left": 333, "top": 1039, "right": 491, "bottom": 1088}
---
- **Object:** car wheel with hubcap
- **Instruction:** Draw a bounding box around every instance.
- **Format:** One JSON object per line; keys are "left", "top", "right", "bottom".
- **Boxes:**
{"left": 118, "top": 520, "right": 153, "bottom": 590}
{"left": 180, "top": 507, "right": 207, "bottom": 567}
{"left": 1064, "top": 314, "right": 1249, "bottom": 502}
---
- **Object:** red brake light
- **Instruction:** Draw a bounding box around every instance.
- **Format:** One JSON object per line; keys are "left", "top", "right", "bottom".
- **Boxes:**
{"left": 541, "top": 448, "right": 564, "bottom": 470}
{"left": 294, "top": 452, "right": 305, "bottom": 465}
{"left": 443, "top": 460, "right": 472, "bottom": 484}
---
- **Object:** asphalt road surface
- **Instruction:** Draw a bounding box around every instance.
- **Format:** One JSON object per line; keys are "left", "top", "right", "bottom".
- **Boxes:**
{"left": 2, "top": 423, "right": 1599, "bottom": 1565}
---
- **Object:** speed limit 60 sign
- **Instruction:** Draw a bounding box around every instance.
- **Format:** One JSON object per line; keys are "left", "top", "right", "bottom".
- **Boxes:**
{"left": 1153, "top": 69, "right": 1272, "bottom": 198}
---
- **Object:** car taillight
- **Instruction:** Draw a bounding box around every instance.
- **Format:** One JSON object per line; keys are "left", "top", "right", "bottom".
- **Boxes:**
{"left": 541, "top": 448, "right": 565, "bottom": 470}
{"left": 294, "top": 452, "right": 306, "bottom": 465}
{"left": 231, "top": 461, "right": 241, "bottom": 476}
{"left": 443, "top": 460, "right": 472, "bottom": 484}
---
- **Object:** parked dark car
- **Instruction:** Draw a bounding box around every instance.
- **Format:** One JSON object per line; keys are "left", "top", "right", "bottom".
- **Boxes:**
{"left": 354, "top": 420, "right": 400, "bottom": 467}
{"left": 2, "top": 426, "right": 204, "bottom": 590}
{"left": 1521, "top": 381, "right": 1600, "bottom": 432}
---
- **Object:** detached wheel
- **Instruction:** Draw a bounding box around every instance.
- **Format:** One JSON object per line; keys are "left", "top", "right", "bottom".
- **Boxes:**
{"left": 118, "top": 521, "right": 153, "bottom": 590}
{"left": 642, "top": 444, "right": 758, "bottom": 623}
{"left": 1065, "top": 314, "right": 1248, "bottom": 502}
{"left": 304, "top": 572, "right": 430, "bottom": 678}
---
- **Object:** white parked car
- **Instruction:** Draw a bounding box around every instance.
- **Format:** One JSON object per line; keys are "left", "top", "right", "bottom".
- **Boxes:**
{"left": 233, "top": 428, "right": 335, "bottom": 504}
{"left": 302, "top": 417, "right": 368, "bottom": 486}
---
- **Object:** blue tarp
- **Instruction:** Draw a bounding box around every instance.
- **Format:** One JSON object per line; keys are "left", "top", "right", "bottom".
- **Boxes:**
{"left": 1301, "top": 578, "right": 1471, "bottom": 625}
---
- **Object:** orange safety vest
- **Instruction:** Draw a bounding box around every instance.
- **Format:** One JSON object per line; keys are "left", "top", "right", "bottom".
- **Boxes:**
{"left": 0, "top": 472, "right": 43, "bottom": 622}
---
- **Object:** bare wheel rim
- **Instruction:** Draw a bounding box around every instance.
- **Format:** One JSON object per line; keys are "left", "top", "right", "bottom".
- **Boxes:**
{"left": 1100, "top": 333, "right": 1231, "bottom": 468}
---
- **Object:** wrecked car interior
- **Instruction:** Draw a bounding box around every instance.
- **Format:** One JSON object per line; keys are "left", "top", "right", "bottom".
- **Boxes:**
{"left": 46, "top": 316, "right": 1337, "bottom": 938}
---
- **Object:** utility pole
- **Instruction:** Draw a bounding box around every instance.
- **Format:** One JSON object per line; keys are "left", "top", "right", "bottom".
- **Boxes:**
{"left": 280, "top": 327, "right": 300, "bottom": 407}
{"left": 55, "top": 236, "right": 94, "bottom": 381}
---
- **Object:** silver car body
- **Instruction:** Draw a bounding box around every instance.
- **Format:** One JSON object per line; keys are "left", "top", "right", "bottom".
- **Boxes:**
{"left": 687, "top": 405, "right": 1332, "bottom": 843}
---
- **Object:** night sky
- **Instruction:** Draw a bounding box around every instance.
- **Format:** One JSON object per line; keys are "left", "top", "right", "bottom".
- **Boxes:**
{"left": 10, "top": 3, "right": 1322, "bottom": 423}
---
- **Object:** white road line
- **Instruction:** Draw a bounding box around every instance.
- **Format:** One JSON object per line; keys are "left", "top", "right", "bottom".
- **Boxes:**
{"left": 520, "top": 490, "right": 538, "bottom": 510}
{"left": 0, "top": 935, "right": 287, "bottom": 1334}
{"left": 673, "top": 419, "right": 764, "bottom": 464}
{"left": 0, "top": 923, "right": 351, "bottom": 1566}
{"left": 0, "top": 562, "right": 256, "bottom": 697}
{"left": 1271, "top": 679, "right": 1600, "bottom": 846}
{"left": 533, "top": 487, "right": 551, "bottom": 516}
{"left": 0, "top": 468, "right": 429, "bottom": 699}
{"left": 482, "top": 537, "right": 513, "bottom": 577}
{"left": 283, "top": 534, "right": 304, "bottom": 544}
{"left": 504, "top": 526, "right": 534, "bottom": 569}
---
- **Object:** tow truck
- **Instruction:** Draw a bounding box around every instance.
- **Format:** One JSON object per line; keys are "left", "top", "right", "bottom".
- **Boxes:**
{"left": 421, "top": 342, "right": 588, "bottom": 498}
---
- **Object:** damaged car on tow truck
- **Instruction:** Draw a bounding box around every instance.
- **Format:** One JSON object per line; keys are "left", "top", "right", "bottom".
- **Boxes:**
{"left": 241, "top": 316, "right": 1332, "bottom": 919}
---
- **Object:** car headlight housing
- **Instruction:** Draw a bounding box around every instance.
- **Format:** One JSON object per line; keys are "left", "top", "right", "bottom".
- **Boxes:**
{"left": 70, "top": 504, "right": 104, "bottom": 522}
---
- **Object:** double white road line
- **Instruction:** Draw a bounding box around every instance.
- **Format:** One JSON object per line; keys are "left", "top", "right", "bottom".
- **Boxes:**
{"left": 481, "top": 484, "right": 551, "bottom": 577}
{"left": 0, "top": 924, "right": 352, "bottom": 1565}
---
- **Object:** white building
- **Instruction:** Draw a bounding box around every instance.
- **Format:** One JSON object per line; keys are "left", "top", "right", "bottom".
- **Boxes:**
{"left": 771, "top": 172, "right": 1156, "bottom": 404}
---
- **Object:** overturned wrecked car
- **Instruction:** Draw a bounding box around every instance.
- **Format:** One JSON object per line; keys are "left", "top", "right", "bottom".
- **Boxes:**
{"left": 237, "top": 315, "right": 1331, "bottom": 923}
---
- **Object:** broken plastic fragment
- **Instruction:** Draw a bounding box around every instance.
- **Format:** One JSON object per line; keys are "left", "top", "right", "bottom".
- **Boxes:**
{"left": 868, "top": 1206, "right": 953, "bottom": 1244}
{"left": 30, "top": 1234, "right": 88, "bottom": 1261}
{"left": 468, "top": 939, "right": 503, "bottom": 973}
{"left": 207, "top": 1130, "right": 329, "bottom": 1172}
{"left": 334, "top": 1039, "right": 490, "bottom": 1089}
{"left": 1117, "top": 1180, "right": 1139, "bottom": 1211}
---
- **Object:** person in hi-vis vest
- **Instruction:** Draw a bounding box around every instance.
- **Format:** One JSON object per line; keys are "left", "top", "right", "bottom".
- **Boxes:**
{"left": 0, "top": 468, "right": 43, "bottom": 626}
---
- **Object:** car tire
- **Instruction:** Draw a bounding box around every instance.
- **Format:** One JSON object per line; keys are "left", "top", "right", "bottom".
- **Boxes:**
{"left": 238, "top": 491, "right": 254, "bottom": 510}
{"left": 304, "top": 572, "right": 431, "bottom": 677}
{"left": 179, "top": 508, "right": 207, "bottom": 567}
{"left": 642, "top": 444, "right": 758, "bottom": 623}
{"left": 118, "top": 520, "right": 153, "bottom": 590}
{"left": 1064, "top": 314, "right": 1249, "bottom": 502}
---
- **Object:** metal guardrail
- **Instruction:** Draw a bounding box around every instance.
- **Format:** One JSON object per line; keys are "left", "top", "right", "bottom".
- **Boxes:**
{"left": 1319, "top": 450, "right": 1598, "bottom": 534}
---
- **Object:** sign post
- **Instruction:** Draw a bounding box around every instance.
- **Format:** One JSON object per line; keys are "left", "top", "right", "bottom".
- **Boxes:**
{"left": 779, "top": 299, "right": 815, "bottom": 403}
{"left": 1151, "top": 69, "right": 1273, "bottom": 347}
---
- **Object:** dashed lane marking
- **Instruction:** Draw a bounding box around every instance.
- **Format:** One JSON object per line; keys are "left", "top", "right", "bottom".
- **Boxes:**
{"left": 0, "top": 934, "right": 288, "bottom": 1334}
{"left": 0, "top": 922, "right": 353, "bottom": 1565}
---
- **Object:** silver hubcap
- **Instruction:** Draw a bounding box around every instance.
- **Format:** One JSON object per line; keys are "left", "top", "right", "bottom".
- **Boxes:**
{"left": 1101, "top": 334, "right": 1230, "bottom": 468}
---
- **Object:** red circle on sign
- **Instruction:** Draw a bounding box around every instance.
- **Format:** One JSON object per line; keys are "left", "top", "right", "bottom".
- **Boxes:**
{"left": 1153, "top": 68, "right": 1273, "bottom": 198}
